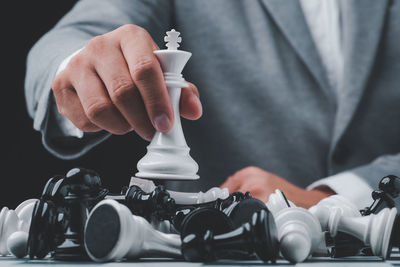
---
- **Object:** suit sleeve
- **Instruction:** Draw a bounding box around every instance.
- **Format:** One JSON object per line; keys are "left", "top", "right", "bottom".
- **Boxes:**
{"left": 24, "top": 0, "right": 172, "bottom": 159}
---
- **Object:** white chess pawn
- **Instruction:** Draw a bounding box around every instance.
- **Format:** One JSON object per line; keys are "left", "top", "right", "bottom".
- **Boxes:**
{"left": 0, "top": 199, "right": 37, "bottom": 257}
{"left": 136, "top": 29, "right": 199, "bottom": 180}
{"left": 130, "top": 177, "right": 229, "bottom": 204}
{"left": 84, "top": 199, "right": 181, "bottom": 262}
{"left": 309, "top": 196, "right": 396, "bottom": 259}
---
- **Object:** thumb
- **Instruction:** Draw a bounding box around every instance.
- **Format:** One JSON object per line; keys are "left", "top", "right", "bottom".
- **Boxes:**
{"left": 180, "top": 82, "right": 202, "bottom": 120}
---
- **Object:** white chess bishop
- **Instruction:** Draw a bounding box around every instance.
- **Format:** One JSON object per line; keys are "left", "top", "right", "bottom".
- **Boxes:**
{"left": 0, "top": 199, "right": 37, "bottom": 258}
{"left": 265, "top": 190, "right": 323, "bottom": 263}
{"left": 136, "top": 29, "right": 199, "bottom": 180}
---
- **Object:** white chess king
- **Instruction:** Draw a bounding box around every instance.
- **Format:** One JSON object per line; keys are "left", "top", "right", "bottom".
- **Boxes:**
{"left": 136, "top": 29, "right": 199, "bottom": 180}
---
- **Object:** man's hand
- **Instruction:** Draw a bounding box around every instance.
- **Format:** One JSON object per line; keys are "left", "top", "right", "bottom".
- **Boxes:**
{"left": 52, "top": 25, "right": 202, "bottom": 140}
{"left": 220, "top": 166, "right": 335, "bottom": 208}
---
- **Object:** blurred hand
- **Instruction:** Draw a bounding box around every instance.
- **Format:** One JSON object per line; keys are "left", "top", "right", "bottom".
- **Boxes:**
{"left": 52, "top": 24, "right": 202, "bottom": 140}
{"left": 220, "top": 166, "right": 335, "bottom": 208}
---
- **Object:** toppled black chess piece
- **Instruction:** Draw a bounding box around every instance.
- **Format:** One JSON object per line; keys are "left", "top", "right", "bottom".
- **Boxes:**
{"left": 172, "top": 192, "right": 252, "bottom": 231}
{"left": 361, "top": 175, "right": 400, "bottom": 215}
{"left": 179, "top": 207, "right": 235, "bottom": 240}
{"left": 28, "top": 168, "right": 108, "bottom": 260}
{"left": 124, "top": 185, "right": 176, "bottom": 221}
{"left": 181, "top": 208, "right": 278, "bottom": 262}
{"left": 325, "top": 232, "right": 368, "bottom": 258}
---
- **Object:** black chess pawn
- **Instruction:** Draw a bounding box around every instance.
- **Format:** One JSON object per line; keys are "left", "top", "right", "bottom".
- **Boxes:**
{"left": 181, "top": 208, "right": 278, "bottom": 263}
{"left": 28, "top": 167, "right": 108, "bottom": 260}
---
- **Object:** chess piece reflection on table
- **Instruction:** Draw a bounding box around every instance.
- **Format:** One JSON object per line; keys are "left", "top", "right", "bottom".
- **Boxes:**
{"left": 136, "top": 29, "right": 199, "bottom": 181}
{"left": 0, "top": 199, "right": 37, "bottom": 258}
{"left": 84, "top": 199, "right": 181, "bottom": 262}
{"left": 309, "top": 195, "right": 397, "bottom": 259}
{"left": 181, "top": 209, "right": 279, "bottom": 263}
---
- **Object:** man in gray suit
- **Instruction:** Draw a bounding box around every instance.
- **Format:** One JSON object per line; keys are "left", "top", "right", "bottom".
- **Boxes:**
{"left": 25, "top": 0, "right": 400, "bottom": 209}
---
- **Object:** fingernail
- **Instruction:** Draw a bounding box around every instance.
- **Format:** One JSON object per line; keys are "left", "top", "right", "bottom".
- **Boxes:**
{"left": 153, "top": 114, "right": 171, "bottom": 132}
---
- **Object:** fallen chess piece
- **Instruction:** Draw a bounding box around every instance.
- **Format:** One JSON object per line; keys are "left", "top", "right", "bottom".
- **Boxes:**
{"left": 84, "top": 199, "right": 181, "bottom": 262}
{"left": 124, "top": 184, "right": 176, "bottom": 221}
{"left": 130, "top": 176, "right": 229, "bottom": 204}
{"left": 274, "top": 206, "right": 323, "bottom": 263}
{"left": 0, "top": 199, "right": 37, "bottom": 257}
{"left": 309, "top": 195, "right": 397, "bottom": 259}
{"left": 181, "top": 208, "right": 279, "bottom": 263}
{"left": 361, "top": 175, "right": 400, "bottom": 216}
{"left": 265, "top": 190, "right": 323, "bottom": 263}
{"left": 28, "top": 168, "right": 108, "bottom": 260}
{"left": 265, "top": 189, "right": 296, "bottom": 213}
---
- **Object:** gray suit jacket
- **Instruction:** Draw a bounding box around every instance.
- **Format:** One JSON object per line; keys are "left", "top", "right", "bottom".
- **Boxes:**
{"left": 25, "top": 0, "right": 400, "bottom": 199}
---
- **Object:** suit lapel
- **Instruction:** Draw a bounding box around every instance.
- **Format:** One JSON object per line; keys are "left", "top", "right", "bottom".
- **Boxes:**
{"left": 332, "top": 0, "right": 389, "bottom": 147}
{"left": 260, "top": 0, "right": 333, "bottom": 97}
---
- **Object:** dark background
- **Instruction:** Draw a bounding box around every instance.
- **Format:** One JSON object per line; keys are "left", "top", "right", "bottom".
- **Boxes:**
{"left": 3, "top": 1, "right": 147, "bottom": 208}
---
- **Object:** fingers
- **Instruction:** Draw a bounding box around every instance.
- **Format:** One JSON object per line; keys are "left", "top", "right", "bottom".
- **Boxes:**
{"left": 52, "top": 74, "right": 101, "bottom": 132}
{"left": 89, "top": 34, "right": 155, "bottom": 140}
{"left": 66, "top": 54, "right": 132, "bottom": 135}
{"left": 119, "top": 25, "right": 174, "bottom": 132}
{"left": 180, "top": 83, "right": 202, "bottom": 120}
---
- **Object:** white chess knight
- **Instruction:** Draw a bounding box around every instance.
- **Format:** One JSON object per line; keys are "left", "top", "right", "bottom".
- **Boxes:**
{"left": 0, "top": 199, "right": 37, "bottom": 258}
{"left": 265, "top": 190, "right": 323, "bottom": 263}
{"left": 130, "top": 177, "right": 229, "bottom": 204}
{"left": 84, "top": 199, "right": 181, "bottom": 262}
{"left": 136, "top": 29, "right": 199, "bottom": 180}
{"left": 309, "top": 195, "right": 397, "bottom": 259}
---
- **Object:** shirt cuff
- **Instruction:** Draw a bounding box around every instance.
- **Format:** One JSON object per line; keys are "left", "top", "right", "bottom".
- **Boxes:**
{"left": 307, "top": 172, "right": 373, "bottom": 209}
{"left": 52, "top": 47, "right": 85, "bottom": 138}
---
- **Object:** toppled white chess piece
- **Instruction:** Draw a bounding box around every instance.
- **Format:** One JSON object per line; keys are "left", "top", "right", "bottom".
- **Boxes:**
{"left": 136, "top": 29, "right": 199, "bottom": 180}
{"left": 265, "top": 190, "right": 323, "bottom": 263}
{"left": 309, "top": 195, "right": 396, "bottom": 259}
{"left": 0, "top": 199, "right": 37, "bottom": 257}
{"left": 84, "top": 199, "right": 181, "bottom": 262}
{"left": 265, "top": 189, "right": 296, "bottom": 214}
{"left": 130, "top": 177, "right": 229, "bottom": 204}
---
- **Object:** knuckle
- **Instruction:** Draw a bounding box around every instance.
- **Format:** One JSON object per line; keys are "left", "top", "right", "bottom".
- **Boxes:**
{"left": 86, "top": 100, "right": 113, "bottom": 121}
{"left": 121, "top": 24, "right": 149, "bottom": 38}
{"left": 109, "top": 77, "right": 135, "bottom": 103}
{"left": 131, "top": 56, "right": 158, "bottom": 82}
{"left": 68, "top": 53, "right": 88, "bottom": 69}
{"left": 86, "top": 35, "right": 108, "bottom": 54}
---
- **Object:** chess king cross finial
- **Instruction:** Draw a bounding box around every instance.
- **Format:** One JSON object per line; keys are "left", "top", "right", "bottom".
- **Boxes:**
{"left": 164, "top": 29, "right": 182, "bottom": 50}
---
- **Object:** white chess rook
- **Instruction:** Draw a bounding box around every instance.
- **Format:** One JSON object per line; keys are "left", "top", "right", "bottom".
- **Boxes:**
{"left": 84, "top": 199, "right": 182, "bottom": 262}
{"left": 0, "top": 199, "right": 37, "bottom": 257}
{"left": 309, "top": 196, "right": 397, "bottom": 259}
{"left": 136, "top": 29, "right": 199, "bottom": 180}
{"left": 130, "top": 177, "right": 229, "bottom": 204}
